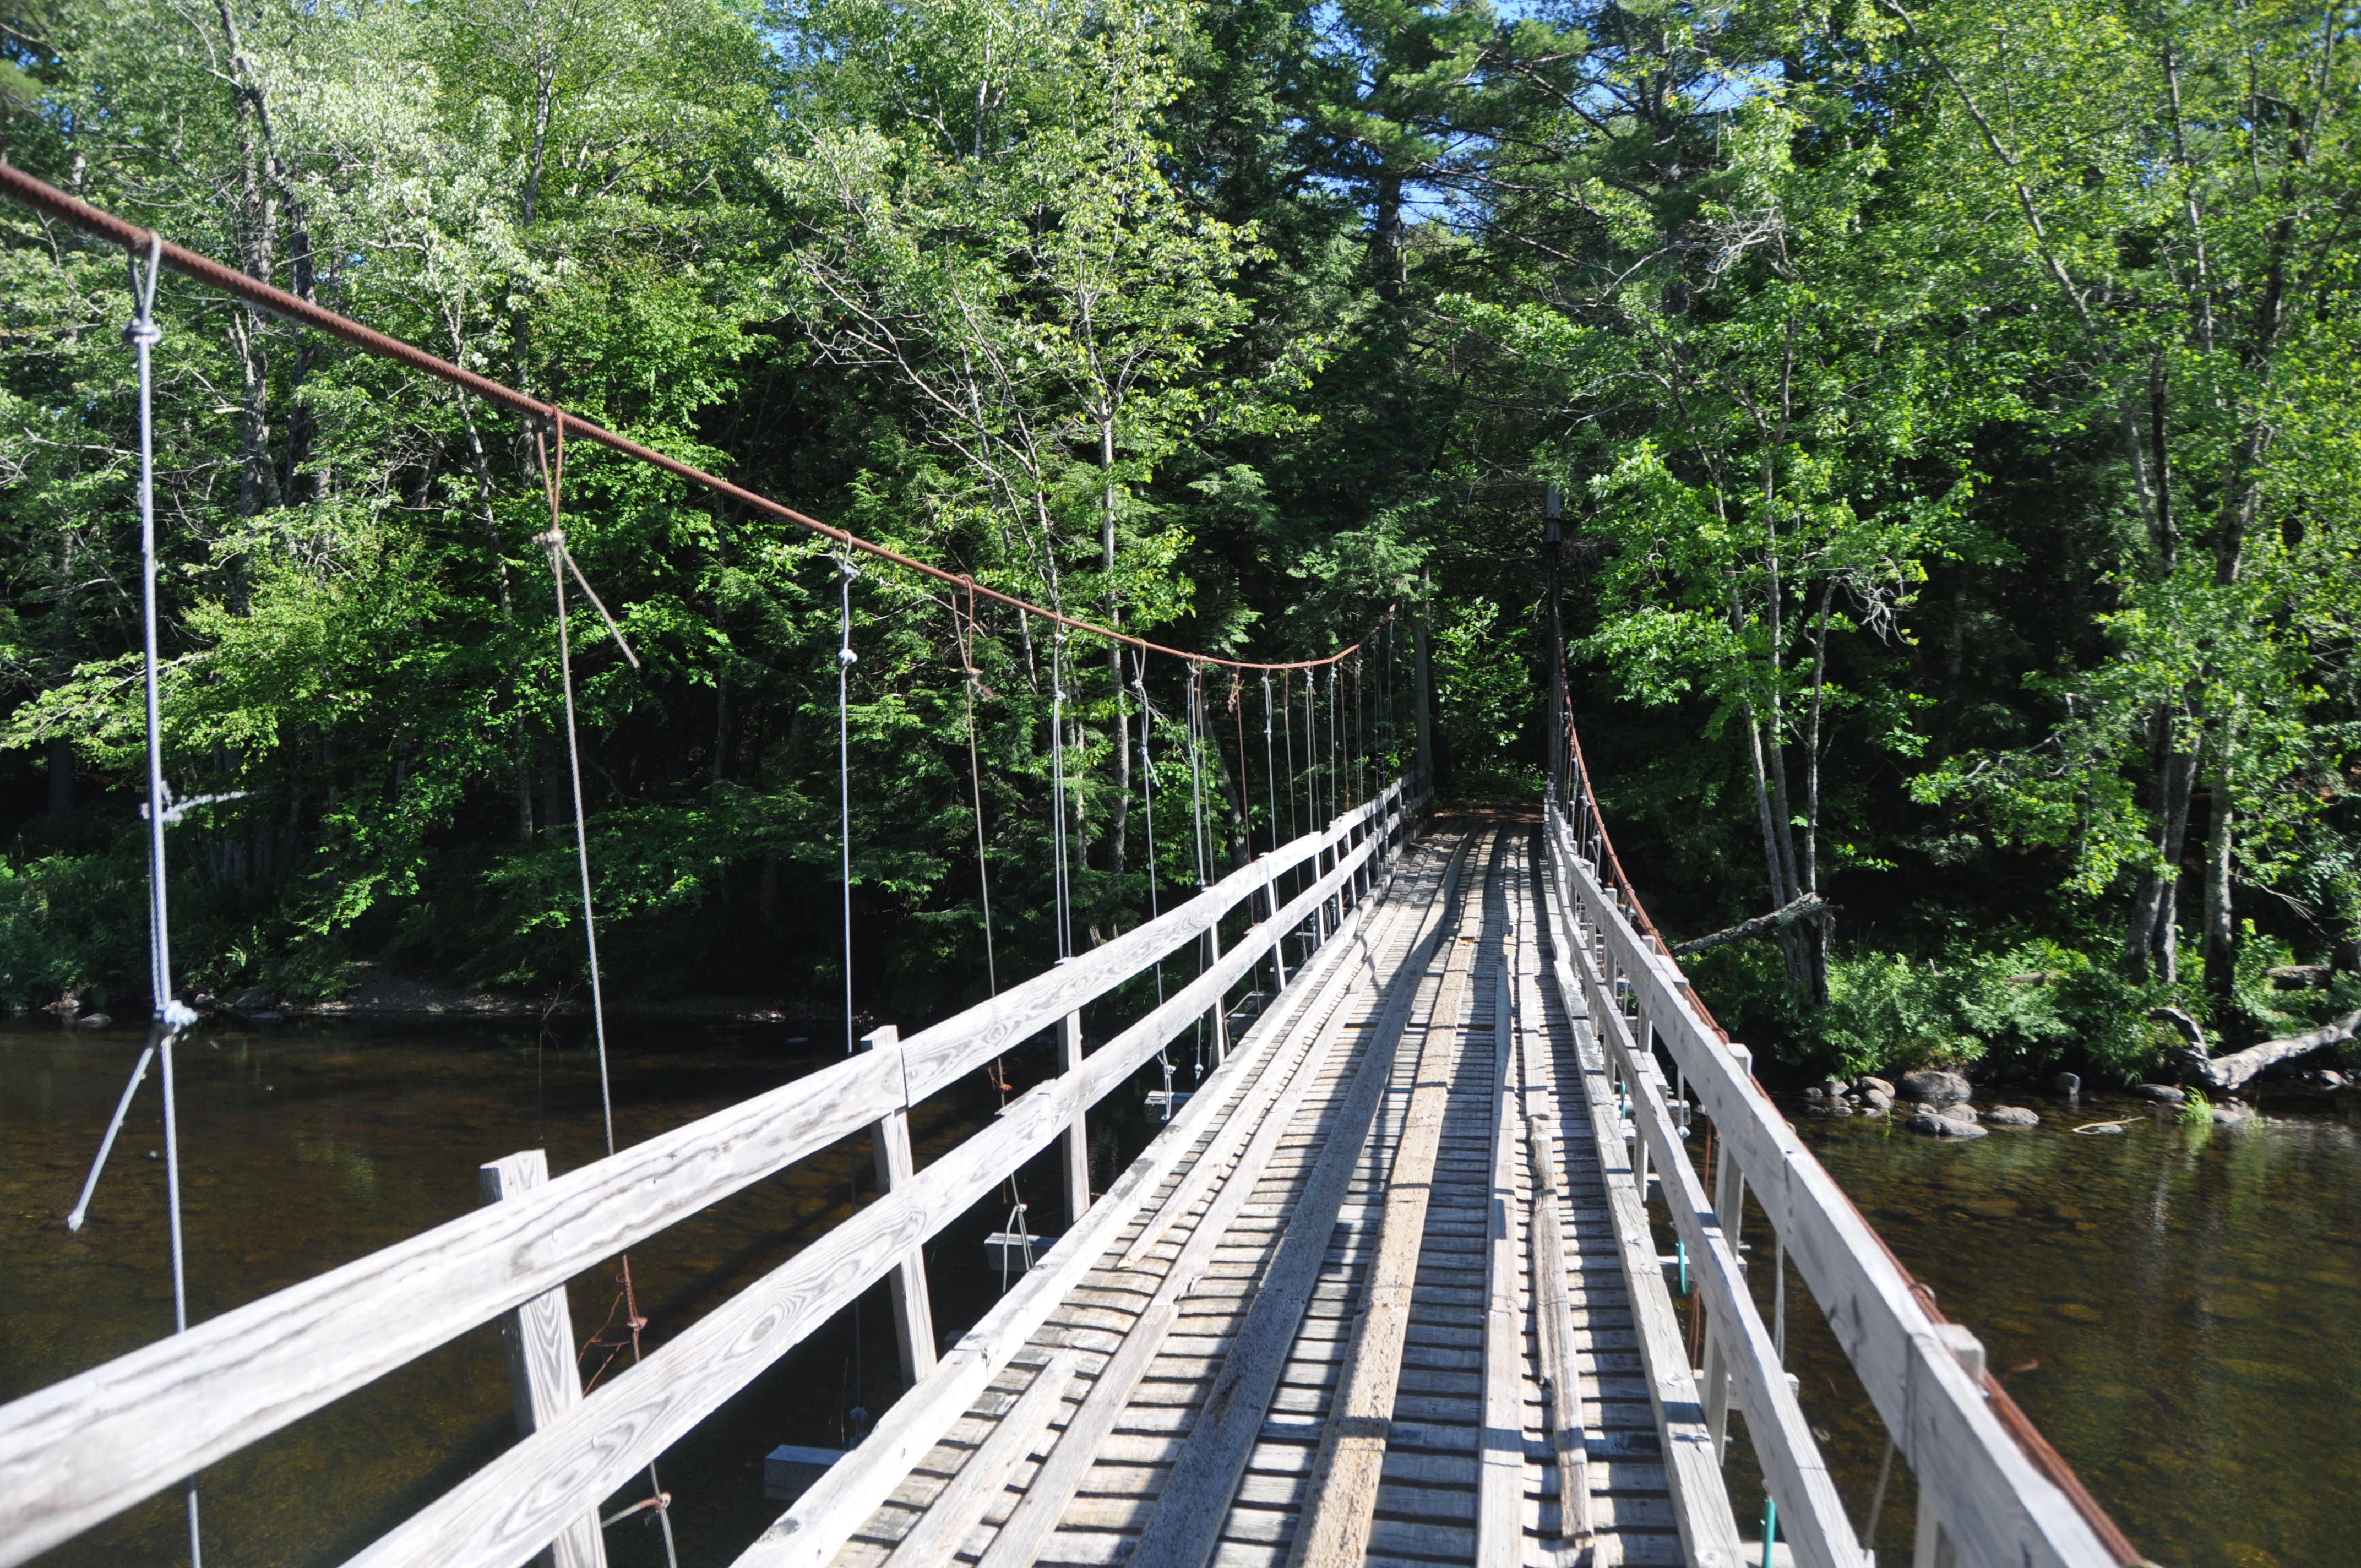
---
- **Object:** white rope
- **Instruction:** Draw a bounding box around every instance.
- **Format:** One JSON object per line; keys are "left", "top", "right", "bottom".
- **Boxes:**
{"left": 536, "top": 422, "right": 678, "bottom": 1568}
{"left": 64, "top": 235, "right": 208, "bottom": 1568}
{"left": 1050, "top": 633, "right": 1073, "bottom": 959}
{"left": 837, "top": 555, "right": 859, "bottom": 1054}
{"left": 958, "top": 597, "right": 998, "bottom": 995}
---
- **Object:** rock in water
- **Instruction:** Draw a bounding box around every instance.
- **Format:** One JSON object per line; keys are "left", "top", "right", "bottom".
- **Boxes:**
{"left": 2210, "top": 1102, "right": 2256, "bottom": 1125}
{"left": 74, "top": 1013, "right": 112, "bottom": 1030}
{"left": 1860, "top": 1087, "right": 1894, "bottom": 1112}
{"left": 2134, "top": 1083, "right": 2186, "bottom": 1105}
{"left": 1900, "top": 1069, "right": 1972, "bottom": 1107}
{"left": 1854, "top": 1075, "right": 1896, "bottom": 1098}
{"left": 1986, "top": 1106, "right": 2040, "bottom": 1127}
{"left": 1939, "top": 1103, "right": 1979, "bottom": 1124}
{"left": 2052, "top": 1072, "right": 2081, "bottom": 1096}
{"left": 1907, "top": 1110, "right": 1989, "bottom": 1139}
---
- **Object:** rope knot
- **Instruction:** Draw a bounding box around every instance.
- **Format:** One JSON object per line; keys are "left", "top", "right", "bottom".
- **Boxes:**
{"left": 121, "top": 320, "right": 162, "bottom": 347}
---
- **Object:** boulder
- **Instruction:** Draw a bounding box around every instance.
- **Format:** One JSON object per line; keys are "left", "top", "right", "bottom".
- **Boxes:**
{"left": 2133, "top": 1083, "right": 2186, "bottom": 1105}
{"left": 1907, "top": 1111, "right": 1988, "bottom": 1139}
{"left": 1803, "top": 1086, "right": 1827, "bottom": 1101}
{"left": 2299, "top": 1069, "right": 2348, "bottom": 1090}
{"left": 2210, "top": 1103, "right": 2256, "bottom": 1126}
{"left": 1900, "top": 1069, "right": 1972, "bottom": 1107}
{"left": 74, "top": 1012, "right": 112, "bottom": 1030}
{"left": 1860, "top": 1088, "right": 1894, "bottom": 1112}
{"left": 2052, "top": 1072, "right": 2082, "bottom": 1096}
{"left": 1854, "top": 1075, "right": 1896, "bottom": 1098}
{"left": 1938, "top": 1103, "right": 1979, "bottom": 1124}
{"left": 1985, "top": 1106, "right": 2040, "bottom": 1128}
{"left": 1803, "top": 1102, "right": 1836, "bottom": 1117}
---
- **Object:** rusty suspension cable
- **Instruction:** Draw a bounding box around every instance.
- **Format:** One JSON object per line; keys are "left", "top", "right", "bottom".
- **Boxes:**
{"left": 0, "top": 160, "right": 1371, "bottom": 673}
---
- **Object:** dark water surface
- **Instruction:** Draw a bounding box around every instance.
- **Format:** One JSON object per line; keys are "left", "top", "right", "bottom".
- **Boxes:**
{"left": 1739, "top": 1091, "right": 2361, "bottom": 1568}
{"left": 2, "top": 1015, "right": 1126, "bottom": 1568}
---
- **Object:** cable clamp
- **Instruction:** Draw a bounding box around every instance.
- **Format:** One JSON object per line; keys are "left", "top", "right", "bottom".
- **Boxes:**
{"left": 121, "top": 320, "right": 162, "bottom": 347}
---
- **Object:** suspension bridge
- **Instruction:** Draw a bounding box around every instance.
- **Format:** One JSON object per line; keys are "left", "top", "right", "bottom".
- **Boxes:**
{"left": 0, "top": 162, "right": 2147, "bottom": 1568}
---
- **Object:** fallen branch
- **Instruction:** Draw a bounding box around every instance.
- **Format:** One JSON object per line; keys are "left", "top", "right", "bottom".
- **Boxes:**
{"left": 2189, "top": 1009, "right": 2361, "bottom": 1092}
{"left": 1672, "top": 894, "right": 1830, "bottom": 957}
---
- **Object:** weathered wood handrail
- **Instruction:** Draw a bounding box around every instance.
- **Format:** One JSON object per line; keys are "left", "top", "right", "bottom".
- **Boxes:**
{"left": 1538, "top": 845, "right": 1854, "bottom": 1568}
{"left": 1542, "top": 801, "right": 2128, "bottom": 1568}
{"left": 0, "top": 776, "right": 1424, "bottom": 1568}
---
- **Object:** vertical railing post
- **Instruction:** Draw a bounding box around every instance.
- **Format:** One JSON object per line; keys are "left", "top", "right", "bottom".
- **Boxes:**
{"left": 859, "top": 1025, "right": 936, "bottom": 1388}
{"left": 1916, "top": 1326, "right": 1985, "bottom": 1568}
{"left": 1704, "top": 1041, "right": 1751, "bottom": 1462}
{"left": 478, "top": 1150, "right": 608, "bottom": 1568}
{"left": 1201, "top": 888, "right": 1230, "bottom": 1066}
{"left": 1053, "top": 971, "right": 1091, "bottom": 1228}
{"left": 1263, "top": 861, "right": 1290, "bottom": 990}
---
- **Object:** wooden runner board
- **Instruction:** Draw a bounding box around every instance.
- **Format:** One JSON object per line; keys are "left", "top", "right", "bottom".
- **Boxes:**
{"left": 1123, "top": 831, "right": 1487, "bottom": 1568}
{"left": 1282, "top": 840, "right": 1489, "bottom": 1568}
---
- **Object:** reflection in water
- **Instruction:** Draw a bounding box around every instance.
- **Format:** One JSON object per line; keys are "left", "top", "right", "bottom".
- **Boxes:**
{"left": 2, "top": 1017, "right": 1111, "bottom": 1568}
{"left": 1743, "top": 1092, "right": 2361, "bottom": 1568}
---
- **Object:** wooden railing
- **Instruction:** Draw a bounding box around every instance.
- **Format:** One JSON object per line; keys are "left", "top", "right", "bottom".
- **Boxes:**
{"left": 0, "top": 775, "right": 1427, "bottom": 1568}
{"left": 1541, "top": 786, "right": 2137, "bottom": 1568}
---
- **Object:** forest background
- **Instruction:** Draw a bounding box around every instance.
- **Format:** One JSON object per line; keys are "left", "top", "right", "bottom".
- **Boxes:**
{"left": 2, "top": 0, "right": 2357, "bottom": 1082}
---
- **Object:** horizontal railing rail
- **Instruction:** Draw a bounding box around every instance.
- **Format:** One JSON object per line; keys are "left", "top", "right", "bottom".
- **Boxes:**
{"left": 1541, "top": 789, "right": 2134, "bottom": 1568}
{"left": 0, "top": 775, "right": 1426, "bottom": 1568}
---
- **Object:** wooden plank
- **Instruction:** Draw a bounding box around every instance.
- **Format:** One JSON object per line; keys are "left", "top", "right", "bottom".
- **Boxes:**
{"left": 1513, "top": 842, "right": 1597, "bottom": 1556}
{"left": 1119, "top": 893, "right": 1416, "bottom": 1271}
{"left": 1539, "top": 859, "right": 1745, "bottom": 1568}
{"left": 864, "top": 1027, "right": 938, "bottom": 1390}
{"left": 972, "top": 915, "right": 1385, "bottom": 1568}
{"left": 1546, "top": 809, "right": 2121, "bottom": 1568}
{"left": 1059, "top": 1000, "right": 1092, "bottom": 1227}
{"left": 478, "top": 1152, "right": 607, "bottom": 1568}
{"left": 738, "top": 847, "right": 1423, "bottom": 1568}
{"left": 1476, "top": 962, "right": 1524, "bottom": 1568}
{"left": 883, "top": 1352, "right": 1077, "bottom": 1567}
{"left": 1128, "top": 832, "right": 1483, "bottom": 1568}
{"left": 1284, "top": 838, "right": 1487, "bottom": 1568}
{"left": 1577, "top": 954, "right": 1861, "bottom": 1568}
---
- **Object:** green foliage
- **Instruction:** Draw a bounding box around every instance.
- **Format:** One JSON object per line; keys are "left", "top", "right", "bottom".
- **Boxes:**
{"left": 2, "top": 0, "right": 2359, "bottom": 1039}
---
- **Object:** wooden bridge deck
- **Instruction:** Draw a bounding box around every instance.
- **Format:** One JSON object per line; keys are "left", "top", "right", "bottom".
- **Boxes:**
{"left": 833, "top": 826, "right": 1717, "bottom": 1568}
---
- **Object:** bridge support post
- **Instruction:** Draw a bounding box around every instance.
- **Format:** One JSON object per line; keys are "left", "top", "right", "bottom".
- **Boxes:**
{"left": 1915, "top": 1326, "right": 1985, "bottom": 1568}
{"left": 1263, "top": 864, "right": 1290, "bottom": 991}
{"left": 1702, "top": 1043, "right": 1750, "bottom": 1463}
{"left": 1054, "top": 992, "right": 1092, "bottom": 1227}
{"left": 1201, "top": 888, "right": 1230, "bottom": 1067}
{"left": 861, "top": 1026, "right": 937, "bottom": 1389}
{"left": 478, "top": 1151, "right": 609, "bottom": 1568}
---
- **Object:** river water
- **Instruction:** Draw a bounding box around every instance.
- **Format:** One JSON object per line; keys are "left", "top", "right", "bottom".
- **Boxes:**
{"left": 6, "top": 1020, "right": 2355, "bottom": 1567}
{"left": 1764, "top": 1088, "right": 2361, "bottom": 1568}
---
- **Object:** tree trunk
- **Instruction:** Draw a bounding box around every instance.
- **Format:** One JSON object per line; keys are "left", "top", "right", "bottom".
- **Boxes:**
{"left": 2125, "top": 710, "right": 2200, "bottom": 981}
{"left": 2200, "top": 742, "right": 2235, "bottom": 1006}
{"left": 2186, "top": 1010, "right": 2361, "bottom": 1092}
